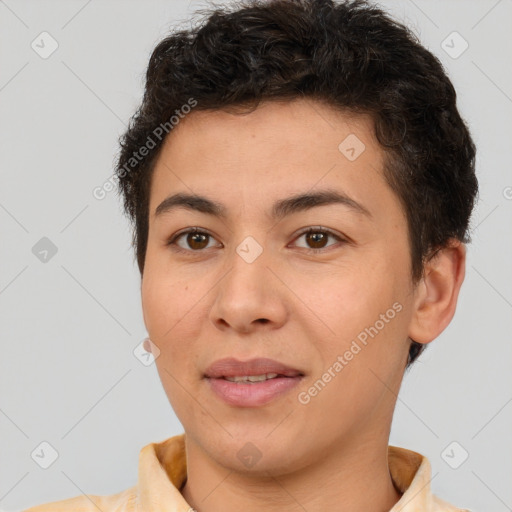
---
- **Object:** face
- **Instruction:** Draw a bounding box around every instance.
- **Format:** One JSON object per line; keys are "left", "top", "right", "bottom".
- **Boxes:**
{"left": 141, "top": 98, "right": 415, "bottom": 474}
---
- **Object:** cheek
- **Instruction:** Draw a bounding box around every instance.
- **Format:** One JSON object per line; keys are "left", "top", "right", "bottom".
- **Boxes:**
{"left": 291, "top": 258, "right": 394, "bottom": 334}
{"left": 141, "top": 263, "right": 210, "bottom": 375}
{"left": 299, "top": 256, "right": 409, "bottom": 370}
{"left": 141, "top": 266, "right": 189, "bottom": 343}
{"left": 141, "top": 275, "right": 193, "bottom": 395}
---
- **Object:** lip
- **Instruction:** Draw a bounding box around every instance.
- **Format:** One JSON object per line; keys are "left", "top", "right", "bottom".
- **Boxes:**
{"left": 204, "top": 357, "right": 305, "bottom": 407}
{"left": 204, "top": 357, "right": 304, "bottom": 379}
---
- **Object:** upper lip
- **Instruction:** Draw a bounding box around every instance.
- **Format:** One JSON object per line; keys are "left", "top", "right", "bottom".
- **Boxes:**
{"left": 204, "top": 357, "right": 305, "bottom": 379}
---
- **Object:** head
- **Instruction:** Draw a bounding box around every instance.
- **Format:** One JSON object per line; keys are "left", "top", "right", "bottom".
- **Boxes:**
{"left": 115, "top": 0, "right": 477, "bottom": 473}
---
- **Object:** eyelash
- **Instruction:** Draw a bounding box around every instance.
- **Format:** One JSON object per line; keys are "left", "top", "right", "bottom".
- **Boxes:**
{"left": 166, "top": 226, "right": 348, "bottom": 254}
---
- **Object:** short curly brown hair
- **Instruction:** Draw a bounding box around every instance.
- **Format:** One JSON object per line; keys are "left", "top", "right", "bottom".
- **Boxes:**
{"left": 114, "top": 0, "right": 478, "bottom": 369}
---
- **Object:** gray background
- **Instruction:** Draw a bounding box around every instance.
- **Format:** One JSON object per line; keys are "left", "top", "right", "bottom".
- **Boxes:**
{"left": 1, "top": 1, "right": 511, "bottom": 511}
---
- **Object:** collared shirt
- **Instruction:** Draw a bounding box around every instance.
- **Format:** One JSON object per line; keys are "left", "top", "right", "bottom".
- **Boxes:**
{"left": 23, "top": 433, "right": 470, "bottom": 512}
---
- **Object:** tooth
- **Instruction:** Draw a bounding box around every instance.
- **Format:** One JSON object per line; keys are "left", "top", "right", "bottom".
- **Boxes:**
{"left": 224, "top": 373, "right": 279, "bottom": 383}
{"left": 247, "top": 374, "right": 267, "bottom": 382}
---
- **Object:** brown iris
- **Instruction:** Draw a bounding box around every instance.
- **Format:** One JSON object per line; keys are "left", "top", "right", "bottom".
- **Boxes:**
{"left": 305, "top": 231, "right": 328, "bottom": 249}
{"left": 186, "top": 232, "right": 209, "bottom": 250}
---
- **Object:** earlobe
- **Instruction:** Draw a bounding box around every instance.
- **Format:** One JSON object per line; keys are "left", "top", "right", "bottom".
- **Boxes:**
{"left": 143, "top": 337, "right": 153, "bottom": 353}
{"left": 408, "top": 240, "right": 466, "bottom": 345}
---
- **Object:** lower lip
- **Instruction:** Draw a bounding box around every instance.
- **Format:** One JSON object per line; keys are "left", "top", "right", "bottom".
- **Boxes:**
{"left": 205, "top": 376, "right": 303, "bottom": 407}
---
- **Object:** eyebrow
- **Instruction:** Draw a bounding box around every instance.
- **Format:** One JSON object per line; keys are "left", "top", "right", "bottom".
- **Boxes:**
{"left": 154, "top": 189, "right": 372, "bottom": 221}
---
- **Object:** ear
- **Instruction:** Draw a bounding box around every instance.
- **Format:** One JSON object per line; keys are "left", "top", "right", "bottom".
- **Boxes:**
{"left": 408, "top": 239, "right": 466, "bottom": 344}
{"left": 143, "top": 337, "right": 153, "bottom": 353}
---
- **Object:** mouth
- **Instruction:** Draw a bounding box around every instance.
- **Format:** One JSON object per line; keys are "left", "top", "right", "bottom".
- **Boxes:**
{"left": 203, "top": 357, "right": 305, "bottom": 379}
{"left": 203, "top": 357, "right": 305, "bottom": 407}
{"left": 221, "top": 373, "right": 293, "bottom": 383}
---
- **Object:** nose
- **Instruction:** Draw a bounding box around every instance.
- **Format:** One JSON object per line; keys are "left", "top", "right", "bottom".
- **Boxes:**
{"left": 209, "top": 240, "right": 288, "bottom": 335}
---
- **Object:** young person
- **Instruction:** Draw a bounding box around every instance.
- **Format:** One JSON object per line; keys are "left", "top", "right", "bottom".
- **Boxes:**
{"left": 24, "top": 0, "right": 477, "bottom": 510}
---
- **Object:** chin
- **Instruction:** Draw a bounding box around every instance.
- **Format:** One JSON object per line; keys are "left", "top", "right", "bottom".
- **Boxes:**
{"left": 203, "top": 433, "right": 307, "bottom": 476}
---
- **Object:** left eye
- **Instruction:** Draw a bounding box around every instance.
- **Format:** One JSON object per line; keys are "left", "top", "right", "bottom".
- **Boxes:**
{"left": 167, "top": 227, "right": 346, "bottom": 253}
{"left": 292, "top": 227, "right": 345, "bottom": 252}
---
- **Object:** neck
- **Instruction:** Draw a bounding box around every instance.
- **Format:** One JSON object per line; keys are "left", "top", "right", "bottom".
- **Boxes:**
{"left": 180, "top": 433, "right": 402, "bottom": 512}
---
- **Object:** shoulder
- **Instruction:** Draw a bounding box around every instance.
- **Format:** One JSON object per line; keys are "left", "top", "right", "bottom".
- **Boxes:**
{"left": 22, "top": 486, "right": 137, "bottom": 512}
{"left": 388, "top": 445, "right": 472, "bottom": 512}
{"left": 22, "top": 434, "right": 187, "bottom": 512}
{"left": 432, "top": 493, "right": 473, "bottom": 512}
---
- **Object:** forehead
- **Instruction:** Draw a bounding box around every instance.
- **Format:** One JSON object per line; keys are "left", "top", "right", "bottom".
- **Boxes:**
{"left": 148, "top": 98, "right": 395, "bottom": 223}
{"left": 163, "top": 99, "right": 377, "bottom": 152}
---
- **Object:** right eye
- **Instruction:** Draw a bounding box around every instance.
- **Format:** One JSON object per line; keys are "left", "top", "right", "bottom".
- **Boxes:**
{"left": 167, "top": 227, "right": 221, "bottom": 253}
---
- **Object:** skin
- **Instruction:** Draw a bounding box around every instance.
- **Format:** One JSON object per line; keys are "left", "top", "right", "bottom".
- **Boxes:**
{"left": 141, "top": 98, "right": 466, "bottom": 512}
